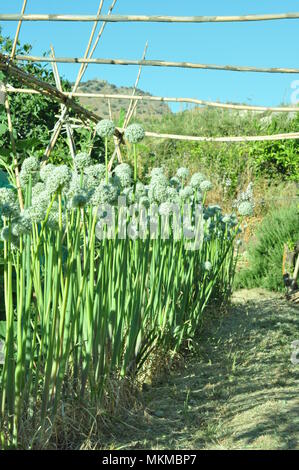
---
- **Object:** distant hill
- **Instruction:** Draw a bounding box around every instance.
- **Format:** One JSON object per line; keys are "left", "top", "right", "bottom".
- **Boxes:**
{"left": 77, "top": 79, "right": 171, "bottom": 120}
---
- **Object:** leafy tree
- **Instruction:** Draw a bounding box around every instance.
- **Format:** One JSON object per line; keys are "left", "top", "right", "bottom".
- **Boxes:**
{"left": 0, "top": 28, "right": 105, "bottom": 165}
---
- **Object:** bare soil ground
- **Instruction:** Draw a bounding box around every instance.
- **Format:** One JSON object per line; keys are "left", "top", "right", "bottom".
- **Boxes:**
{"left": 102, "top": 289, "right": 299, "bottom": 450}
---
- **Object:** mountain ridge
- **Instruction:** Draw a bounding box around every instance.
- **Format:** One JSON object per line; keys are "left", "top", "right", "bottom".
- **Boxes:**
{"left": 77, "top": 78, "right": 171, "bottom": 119}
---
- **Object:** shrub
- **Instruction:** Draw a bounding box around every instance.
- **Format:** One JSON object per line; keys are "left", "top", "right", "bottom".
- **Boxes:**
{"left": 236, "top": 203, "right": 299, "bottom": 291}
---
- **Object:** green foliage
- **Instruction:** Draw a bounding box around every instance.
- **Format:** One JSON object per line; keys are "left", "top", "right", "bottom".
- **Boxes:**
{"left": 0, "top": 28, "right": 108, "bottom": 166}
{"left": 236, "top": 204, "right": 299, "bottom": 291}
{"left": 0, "top": 27, "right": 75, "bottom": 164}
{"left": 140, "top": 107, "right": 299, "bottom": 183}
{"left": 0, "top": 153, "right": 238, "bottom": 447}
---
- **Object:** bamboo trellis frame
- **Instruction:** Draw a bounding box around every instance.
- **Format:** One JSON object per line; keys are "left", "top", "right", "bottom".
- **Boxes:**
{"left": 0, "top": 7, "right": 299, "bottom": 147}
{"left": 44, "top": 0, "right": 108, "bottom": 159}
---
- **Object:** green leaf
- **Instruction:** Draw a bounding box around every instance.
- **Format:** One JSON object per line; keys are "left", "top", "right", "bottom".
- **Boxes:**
{"left": 0, "top": 123, "right": 7, "bottom": 136}
{"left": 0, "top": 321, "right": 17, "bottom": 339}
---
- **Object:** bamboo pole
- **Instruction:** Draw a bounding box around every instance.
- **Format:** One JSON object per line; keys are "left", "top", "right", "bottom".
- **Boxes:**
{"left": 13, "top": 54, "right": 299, "bottom": 74}
{"left": 142, "top": 130, "right": 299, "bottom": 143}
{"left": 43, "top": 0, "right": 105, "bottom": 159}
{"left": 123, "top": 41, "right": 148, "bottom": 129}
{"left": 1, "top": 13, "right": 299, "bottom": 23}
{"left": 7, "top": 87, "right": 299, "bottom": 114}
{"left": 75, "top": 0, "right": 118, "bottom": 87}
{"left": 50, "top": 45, "right": 76, "bottom": 159}
{"left": 2, "top": 0, "right": 28, "bottom": 210}
{"left": 0, "top": 83, "right": 24, "bottom": 209}
{"left": 10, "top": 0, "right": 28, "bottom": 59}
{"left": 44, "top": 0, "right": 118, "bottom": 159}
{"left": 49, "top": 119, "right": 299, "bottom": 143}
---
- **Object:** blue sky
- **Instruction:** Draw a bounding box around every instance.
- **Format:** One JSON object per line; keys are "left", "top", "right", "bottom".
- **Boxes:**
{"left": 1, "top": 0, "right": 299, "bottom": 112}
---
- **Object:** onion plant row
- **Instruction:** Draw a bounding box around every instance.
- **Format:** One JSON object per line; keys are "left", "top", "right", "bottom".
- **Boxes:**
{"left": 0, "top": 122, "right": 253, "bottom": 448}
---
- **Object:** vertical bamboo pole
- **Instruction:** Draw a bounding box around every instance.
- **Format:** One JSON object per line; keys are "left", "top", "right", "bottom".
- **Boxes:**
{"left": 50, "top": 45, "right": 76, "bottom": 159}
{"left": 44, "top": 0, "right": 118, "bottom": 160}
{"left": 0, "top": 84, "right": 23, "bottom": 209}
{"left": 123, "top": 41, "right": 148, "bottom": 129}
{"left": 2, "top": 0, "right": 28, "bottom": 209}
{"left": 10, "top": 0, "right": 28, "bottom": 59}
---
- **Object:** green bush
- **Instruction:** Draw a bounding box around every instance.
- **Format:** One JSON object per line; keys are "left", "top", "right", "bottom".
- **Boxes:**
{"left": 236, "top": 204, "right": 299, "bottom": 291}
{"left": 140, "top": 107, "right": 299, "bottom": 183}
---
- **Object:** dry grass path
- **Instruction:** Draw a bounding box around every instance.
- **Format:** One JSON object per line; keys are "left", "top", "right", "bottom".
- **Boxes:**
{"left": 103, "top": 289, "right": 299, "bottom": 450}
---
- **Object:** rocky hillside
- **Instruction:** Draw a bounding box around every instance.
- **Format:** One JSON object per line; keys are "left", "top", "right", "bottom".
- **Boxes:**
{"left": 77, "top": 79, "right": 171, "bottom": 120}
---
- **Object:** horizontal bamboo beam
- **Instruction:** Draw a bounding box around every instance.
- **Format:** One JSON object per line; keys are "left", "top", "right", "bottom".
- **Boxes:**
{"left": 13, "top": 54, "right": 299, "bottom": 74}
{"left": 1, "top": 13, "right": 299, "bottom": 23}
{"left": 6, "top": 86, "right": 299, "bottom": 113}
{"left": 143, "top": 130, "right": 299, "bottom": 143}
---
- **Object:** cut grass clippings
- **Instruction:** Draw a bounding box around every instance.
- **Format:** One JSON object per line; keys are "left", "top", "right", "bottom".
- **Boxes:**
{"left": 98, "top": 289, "right": 299, "bottom": 450}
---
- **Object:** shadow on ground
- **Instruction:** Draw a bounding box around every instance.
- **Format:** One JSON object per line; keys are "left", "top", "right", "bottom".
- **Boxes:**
{"left": 102, "top": 289, "right": 299, "bottom": 450}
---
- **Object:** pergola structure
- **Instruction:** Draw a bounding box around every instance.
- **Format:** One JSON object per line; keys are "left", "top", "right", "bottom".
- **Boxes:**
{"left": 1, "top": 1, "right": 299, "bottom": 177}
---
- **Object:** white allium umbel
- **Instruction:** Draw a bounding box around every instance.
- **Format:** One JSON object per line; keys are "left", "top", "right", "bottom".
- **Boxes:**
{"left": 169, "top": 176, "right": 181, "bottom": 189}
{"left": 221, "top": 215, "right": 231, "bottom": 224}
{"left": 95, "top": 119, "right": 115, "bottom": 138}
{"left": 32, "top": 182, "right": 45, "bottom": 199}
{"left": 122, "top": 187, "right": 134, "bottom": 205}
{"left": 47, "top": 165, "right": 72, "bottom": 193}
{"left": 148, "top": 184, "right": 168, "bottom": 204}
{"left": 90, "top": 182, "right": 118, "bottom": 206}
{"left": 0, "top": 188, "right": 19, "bottom": 218}
{"left": 114, "top": 163, "right": 132, "bottom": 177}
{"left": 19, "top": 156, "right": 40, "bottom": 186}
{"left": 0, "top": 199, "right": 19, "bottom": 219}
{"left": 84, "top": 163, "right": 106, "bottom": 181}
{"left": 1, "top": 226, "right": 19, "bottom": 246}
{"left": 70, "top": 189, "right": 89, "bottom": 209}
{"left": 74, "top": 152, "right": 92, "bottom": 172}
{"left": 190, "top": 172, "right": 206, "bottom": 189}
{"left": 200, "top": 180, "right": 213, "bottom": 192}
{"left": 150, "top": 167, "right": 164, "bottom": 178}
{"left": 238, "top": 201, "right": 254, "bottom": 217}
{"left": 167, "top": 186, "right": 179, "bottom": 202}
{"left": 150, "top": 173, "right": 168, "bottom": 187}
{"left": 136, "top": 182, "right": 146, "bottom": 196}
{"left": 12, "top": 212, "right": 32, "bottom": 236}
{"left": 0, "top": 188, "right": 16, "bottom": 205}
{"left": 204, "top": 261, "right": 212, "bottom": 272}
{"left": 114, "top": 172, "right": 132, "bottom": 189}
{"left": 114, "top": 164, "right": 133, "bottom": 188}
{"left": 21, "top": 156, "right": 40, "bottom": 174}
{"left": 40, "top": 163, "right": 55, "bottom": 182}
{"left": 179, "top": 186, "right": 193, "bottom": 201}
{"left": 176, "top": 167, "right": 190, "bottom": 180}
{"left": 124, "top": 124, "right": 145, "bottom": 144}
{"left": 138, "top": 196, "right": 150, "bottom": 209}
{"left": 159, "top": 202, "right": 174, "bottom": 216}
